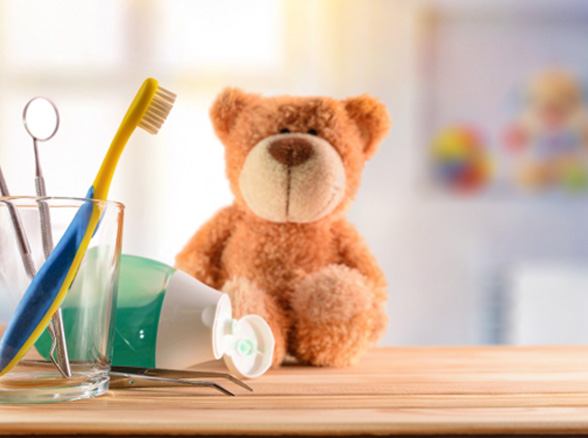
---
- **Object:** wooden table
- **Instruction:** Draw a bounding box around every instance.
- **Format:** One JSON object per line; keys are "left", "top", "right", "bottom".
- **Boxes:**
{"left": 2, "top": 347, "right": 588, "bottom": 436}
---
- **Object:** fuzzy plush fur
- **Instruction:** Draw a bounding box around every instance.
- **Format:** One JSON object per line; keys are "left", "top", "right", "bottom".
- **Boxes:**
{"left": 176, "top": 88, "right": 390, "bottom": 367}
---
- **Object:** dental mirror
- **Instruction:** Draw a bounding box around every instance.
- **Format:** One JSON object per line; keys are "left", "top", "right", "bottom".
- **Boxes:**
{"left": 22, "top": 97, "right": 60, "bottom": 143}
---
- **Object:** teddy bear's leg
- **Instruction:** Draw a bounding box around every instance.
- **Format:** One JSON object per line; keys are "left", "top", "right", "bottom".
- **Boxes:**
{"left": 290, "top": 264, "right": 387, "bottom": 367}
{"left": 222, "top": 277, "right": 288, "bottom": 367}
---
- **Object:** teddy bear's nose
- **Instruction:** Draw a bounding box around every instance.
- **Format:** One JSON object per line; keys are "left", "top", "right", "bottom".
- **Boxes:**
{"left": 268, "top": 137, "right": 314, "bottom": 167}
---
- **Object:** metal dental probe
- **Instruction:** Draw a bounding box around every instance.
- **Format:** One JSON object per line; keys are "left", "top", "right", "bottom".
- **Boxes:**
{"left": 0, "top": 166, "right": 71, "bottom": 377}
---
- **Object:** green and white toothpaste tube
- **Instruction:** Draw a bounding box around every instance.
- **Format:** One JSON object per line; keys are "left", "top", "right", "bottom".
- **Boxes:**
{"left": 37, "top": 254, "right": 274, "bottom": 379}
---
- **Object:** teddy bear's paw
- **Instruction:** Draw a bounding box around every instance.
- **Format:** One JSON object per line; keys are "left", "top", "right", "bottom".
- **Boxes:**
{"left": 289, "top": 264, "right": 381, "bottom": 367}
{"left": 292, "top": 310, "right": 382, "bottom": 367}
{"left": 367, "top": 302, "right": 388, "bottom": 343}
{"left": 291, "top": 264, "right": 373, "bottom": 324}
{"left": 222, "top": 276, "right": 288, "bottom": 367}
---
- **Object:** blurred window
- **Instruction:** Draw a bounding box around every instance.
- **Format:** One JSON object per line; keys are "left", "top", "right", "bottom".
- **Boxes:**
{"left": 157, "top": 0, "right": 283, "bottom": 70}
{"left": 3, "top": 0, "right": 124, "bottom": 70}
{"left": 0, "top": 0, "right": 292, "bottom": 263}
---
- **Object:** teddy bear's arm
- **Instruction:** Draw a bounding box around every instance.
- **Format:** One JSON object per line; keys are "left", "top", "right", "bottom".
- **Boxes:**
{"left": 175, "top": 205, "right": 240, "bottom": 288}
{"left": 333, "top": 220, "right": 387, "bottom": 302}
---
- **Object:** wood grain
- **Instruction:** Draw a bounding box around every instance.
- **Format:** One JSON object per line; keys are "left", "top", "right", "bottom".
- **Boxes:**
{"left": 2, "top": 347, "right": 588, "bottom": 436}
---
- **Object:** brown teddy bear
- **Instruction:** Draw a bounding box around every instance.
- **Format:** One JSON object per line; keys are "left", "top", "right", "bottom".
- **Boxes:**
{"left": 176, "top": 88, "right": 390, "bottom": 367}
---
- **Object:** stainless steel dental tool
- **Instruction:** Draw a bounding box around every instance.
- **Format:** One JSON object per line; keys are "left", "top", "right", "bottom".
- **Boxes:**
{"left": 0, "top": 168, "right": 36, "bottom": 278}
{"left": 109, "top": 366, "right": 247, "bottom": 396}
{"left": 110, "top": 365, "right": 253, "bottom": 394}
{"left": 0, "top": 167, "right": 69, "bottom": 376}
{"left": 21, "top": 361, "right": 251, "bottom": 396}
{"left": 20, "top": 97, "right": 71, "bottom": 378}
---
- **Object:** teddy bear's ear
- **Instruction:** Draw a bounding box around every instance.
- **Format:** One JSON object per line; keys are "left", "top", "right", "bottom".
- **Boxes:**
{"left": 343, "top": 95, "right": 391, "bottom": 159}
{"left": 210, "top": 88, "right": 252, "bottom": 138}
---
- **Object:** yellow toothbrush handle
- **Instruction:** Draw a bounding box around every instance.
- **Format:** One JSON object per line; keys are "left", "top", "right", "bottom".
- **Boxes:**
{"left": 92, "top": 78, "right": 159, "bottom": 200}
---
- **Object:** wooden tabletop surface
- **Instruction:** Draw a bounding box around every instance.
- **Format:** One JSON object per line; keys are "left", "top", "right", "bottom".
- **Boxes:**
{"left": 2, "top": 346, "right": 588, "bottom": 436}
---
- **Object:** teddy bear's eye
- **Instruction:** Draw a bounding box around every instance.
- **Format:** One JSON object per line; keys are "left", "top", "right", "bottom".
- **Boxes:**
{"left": 308, "top": 129, "right": 318, "bottom": 136}
{"left": 279, "top": 128, "right": 290, "bottom": 134}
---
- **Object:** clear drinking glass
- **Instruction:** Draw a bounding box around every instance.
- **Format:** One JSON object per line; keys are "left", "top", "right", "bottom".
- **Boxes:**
{"left": 0, "top": 196, "right": 123, "bottom": 403}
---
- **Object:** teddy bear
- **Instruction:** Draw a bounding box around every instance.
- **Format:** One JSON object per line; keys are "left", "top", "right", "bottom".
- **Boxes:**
{"left": 176, "top": 88, "right": 390, "bottom": 367}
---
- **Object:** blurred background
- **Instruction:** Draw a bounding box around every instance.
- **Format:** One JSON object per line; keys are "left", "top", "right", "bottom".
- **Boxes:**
{"left": 1, "top": 0, "right": 588, "bottom": 345}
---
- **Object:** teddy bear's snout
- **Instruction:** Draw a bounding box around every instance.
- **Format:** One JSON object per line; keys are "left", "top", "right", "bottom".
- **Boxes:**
{"left": 268, "top": 137, "right": 314, "bottom": 167}
{"left": 239, "top": 133, "right": 347, "bottom": 223}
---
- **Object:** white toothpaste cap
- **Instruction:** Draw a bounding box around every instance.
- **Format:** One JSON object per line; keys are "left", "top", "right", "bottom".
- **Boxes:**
{"left": 211, "top": 294, "right": 274, "bottom": 379}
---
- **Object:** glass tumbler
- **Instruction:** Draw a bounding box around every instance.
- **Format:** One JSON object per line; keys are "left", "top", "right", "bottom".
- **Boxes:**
{"left": 0, "top": 196, "right": 123, "bottom": 403}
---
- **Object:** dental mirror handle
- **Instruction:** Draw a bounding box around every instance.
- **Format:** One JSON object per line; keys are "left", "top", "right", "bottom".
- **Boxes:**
{"left": 35, "top": 166, "right": 72, "bottom": 380}
{"left": 35, "top": 176, "right": 54, "bottom": 258}
{"left": 35, "top": 176, "right": 71, "bottom": 378}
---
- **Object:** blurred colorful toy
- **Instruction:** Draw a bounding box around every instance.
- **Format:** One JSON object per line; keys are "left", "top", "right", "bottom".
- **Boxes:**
{"left": 504, "top": 69, "right": 588, "bottom": 192}
{"left": 431, "top": 125, "right": 492, "bottom": 193}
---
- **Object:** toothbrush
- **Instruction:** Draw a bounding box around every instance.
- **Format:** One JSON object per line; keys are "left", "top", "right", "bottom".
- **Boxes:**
{"left": 0, "top": 78, "right": 176, "bottom": 377}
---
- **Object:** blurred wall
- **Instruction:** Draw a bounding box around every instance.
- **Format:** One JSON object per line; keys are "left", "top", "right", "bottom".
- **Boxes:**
{"left": 2, "top": 0, "right": 588, "bottom": 345}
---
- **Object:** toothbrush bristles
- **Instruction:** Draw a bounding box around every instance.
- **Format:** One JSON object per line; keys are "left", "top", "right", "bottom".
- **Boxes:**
{"left": 139, "top": 86, "right": 176, "bottom": 135}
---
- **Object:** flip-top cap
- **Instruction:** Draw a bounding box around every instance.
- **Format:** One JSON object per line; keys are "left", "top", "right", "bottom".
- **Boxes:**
{"left": 211, "top": 296, "right": 274, "bottom": 379}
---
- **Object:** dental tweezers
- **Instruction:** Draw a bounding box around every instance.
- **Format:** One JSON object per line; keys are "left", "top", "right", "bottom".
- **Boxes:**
{"left": 21, "top": 360, "right": 249, "bottom": 396}
{"left": 110, "top": 365, "right": 253, "bottom": 396}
